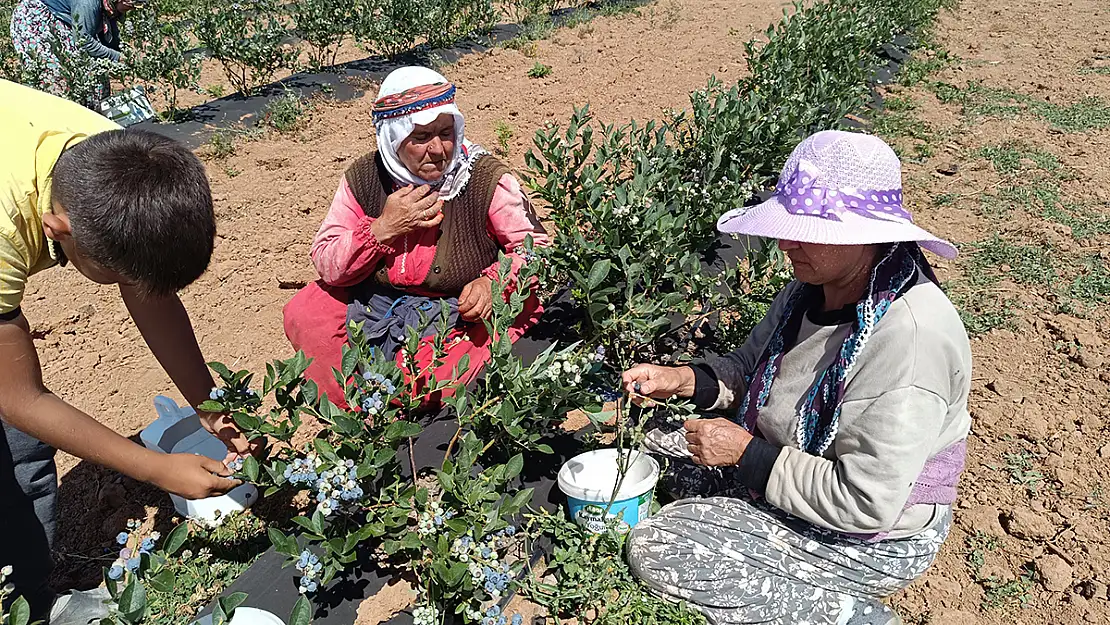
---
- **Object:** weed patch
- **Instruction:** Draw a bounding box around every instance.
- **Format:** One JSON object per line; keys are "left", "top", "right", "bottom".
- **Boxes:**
{"left": 1041, "top": 203, "right": 1110, "bottom": 240}
{"left": 145, "top": 513, "right": 269, "bottom": 625}
{"left": 1069, "top": 256, "right": 1110, "bottom": 304}
{"left": 262, "top": 91, "right": 308, "bottom": 132}
{"left": 965, "top": 235, "right": 1057, "bottom": 287}
{"left": 934, "top": 82, "right": 1110, "bottom": 132}
{"left": 528, "top": 61, "right": 553, "bottom": 78}
{"left": 495, "top": 120, "right": 514, "bottom": 156}
{"left": 207, "top": 130, "right": 236, "bottom": 159}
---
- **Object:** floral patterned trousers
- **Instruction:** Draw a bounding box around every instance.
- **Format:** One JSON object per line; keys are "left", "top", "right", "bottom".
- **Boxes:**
{"left": 626, "top": 453, "right": 950, "bottom": 625}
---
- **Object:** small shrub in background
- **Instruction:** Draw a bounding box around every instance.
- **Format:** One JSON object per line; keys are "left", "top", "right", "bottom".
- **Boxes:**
{"left": 189, "top": 0, "right": 297, "bottom": 95}
{"left": 354, "top": 0, "right": 424, "bottom": 57}
{"left": 289, "top": 0, "right": 359, "bottom": 68}
{"left": 417, "top": 0, "right": 498, "bottom": 49}
{"left": 115, "top": 3, "right": 200, "bottom": 118}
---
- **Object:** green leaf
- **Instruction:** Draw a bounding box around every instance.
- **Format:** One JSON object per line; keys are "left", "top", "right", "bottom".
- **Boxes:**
{"left": 291, "top": 516, "right": 317, "bottom": 533}
{"left": 242, "top": 455, "right": 260, "bottom": 482}
{"left": 384, "top": 420, "right": 422, "bottom": 441}
{"left": 436, "top": 469, "right": 455, "bottom": 493}
{"left": 289, "top": 595, "right": 312, "bottom": 625}
{"left": 148, "top": 569, "right": 176, "bottom": 593}
{"left": 8, "top": 596, "right": 30, "bottom": 625}
{"left": 208, "top": 361, "right": 233, "bottom": 380}
{"left": 163, "top": 522, "right": 189, "bottom": 556}
{"left": 198, "top": 400, "right": 225, "bottom": 413}
{"left": 504, "top": 454, "right": 524, "bottom": 481}
{"left": 535, "top": 443, "right": 554, "bottom": 454}
{"left": 313, "top": 438, "right": 341, "bottom": 463}
{"left": 117, "top": 579, "right": 148, "bottom": 621}
{"left": 233, "top": 412, "right": 261, "bottom": 432}
{"left": 587, "top": 259, "right": 612, "bottom": 290}
{"left": 268, "top": 527, "right": 298, "bottom": 556}
{"left": 341, "top": 347, "right": 358, "bottom": 379}
{"left": 219, "top": 592, "right": 249, "bottom": 618}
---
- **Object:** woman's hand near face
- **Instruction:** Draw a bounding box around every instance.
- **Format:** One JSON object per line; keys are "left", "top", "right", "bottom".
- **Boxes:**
{"left": 621, "top": 364, "right": 696, "bottom": 403}
{"left": 684, "top": 418, "right": 753, "bottom": 466}
{"left": 371, "top": 184, "right": 444, "bottom": 242}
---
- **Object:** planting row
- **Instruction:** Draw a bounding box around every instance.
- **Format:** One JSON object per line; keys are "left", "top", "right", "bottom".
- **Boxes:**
{"left": 0, "top": 0, "right": 595, "bottom": 115}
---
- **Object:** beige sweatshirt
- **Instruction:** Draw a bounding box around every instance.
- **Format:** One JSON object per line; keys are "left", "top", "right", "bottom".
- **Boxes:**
{"left": 699, "top": 277, "right": 973, "bottom": 539}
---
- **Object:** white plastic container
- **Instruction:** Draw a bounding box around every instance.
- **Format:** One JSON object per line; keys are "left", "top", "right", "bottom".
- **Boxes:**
{"left": 557, "top": 448, "right": 660, "bottom": 533}
{"left": 140, "top": 396, "right": 258, "bottom": 526}
{"left": 192, "top": 607, "right": 285, "bottom": 625}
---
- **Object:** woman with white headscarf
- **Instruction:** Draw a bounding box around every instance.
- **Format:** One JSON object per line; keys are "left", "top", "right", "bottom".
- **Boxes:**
{"left": 283, "top": 66, "right": 550, "bottom": 405}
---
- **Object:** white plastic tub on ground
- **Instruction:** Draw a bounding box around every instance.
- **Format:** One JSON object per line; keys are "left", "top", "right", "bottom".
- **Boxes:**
{"left": 557, "top": 448, "right": 659, "bottom": 533}
{"left": 140, "top": 396, "right": 258, "bottom": 526}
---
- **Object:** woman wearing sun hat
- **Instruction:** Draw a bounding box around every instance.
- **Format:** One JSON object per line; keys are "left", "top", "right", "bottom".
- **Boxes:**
{"left": 621, "top": 130, "right": 971, "bottom": 625}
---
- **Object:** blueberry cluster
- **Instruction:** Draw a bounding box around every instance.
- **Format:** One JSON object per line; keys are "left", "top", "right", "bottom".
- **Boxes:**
{"left": 295, "top": 550, "right": 322, "bottom": 594}
{"left": 360, "top": 371, "right": 397, "bottom": 416}
{"left": 208, "top": 386, "right": 258, "bottom": 402}
{"left": 412, "top": 603, "right": 440, "bottom": 625}
{"left": 416, "top": 501, "right": 454, "bottom": 536}
{"left": 226, "top": 456, "right": 245, "bottom": 473}
{"left": 452, "top": 526, "right": 518, "bottom": 600}
{"left": 284, "top": 454, "right": 365, "bottom": 516}
{"left": 543, "top": 351, "right": 593, "bottom": 385}
{"left": 464, "top": 604, "right": 524, "bottom": 625}
{"left": 107, "top": 520, "right": 159, "bottom": 581}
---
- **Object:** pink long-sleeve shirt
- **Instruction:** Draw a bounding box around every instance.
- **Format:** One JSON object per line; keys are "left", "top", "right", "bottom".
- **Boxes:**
{"left": 311, "top": 173, "right": 550, "bottom": 291}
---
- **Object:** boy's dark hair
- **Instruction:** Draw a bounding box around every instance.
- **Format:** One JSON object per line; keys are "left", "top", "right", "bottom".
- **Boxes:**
{"left": 51, "top": 129, "right": 215, "bottom": 296}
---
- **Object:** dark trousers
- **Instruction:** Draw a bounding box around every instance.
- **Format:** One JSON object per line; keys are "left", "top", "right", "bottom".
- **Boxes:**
{"left": 0, "top": 421, "right": 58, "bottom": 621}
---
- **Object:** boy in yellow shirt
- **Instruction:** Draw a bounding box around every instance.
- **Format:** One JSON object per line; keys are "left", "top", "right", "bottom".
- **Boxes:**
{"left": 0, "top": 79, "right": 252, "bottom": 619}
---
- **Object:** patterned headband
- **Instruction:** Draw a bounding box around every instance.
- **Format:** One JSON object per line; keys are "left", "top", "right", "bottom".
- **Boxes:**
{"left": 372, "top": 82, "right": 456, "bottom": 123}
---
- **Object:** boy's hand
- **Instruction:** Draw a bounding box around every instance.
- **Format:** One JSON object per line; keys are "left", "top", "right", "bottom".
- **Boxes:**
{"left": 196, "top": 410, "right": 261, "bottom": 460}
{"left": 149, "top": 453, "right": 242, "bottom": 500}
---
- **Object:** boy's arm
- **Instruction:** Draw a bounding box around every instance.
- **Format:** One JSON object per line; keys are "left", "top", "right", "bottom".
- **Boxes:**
{"left": 0, "top": 313, "right": 239, "bottom": 499}
{"left": 119, "top": 285, "right": 255, "bottom": 457}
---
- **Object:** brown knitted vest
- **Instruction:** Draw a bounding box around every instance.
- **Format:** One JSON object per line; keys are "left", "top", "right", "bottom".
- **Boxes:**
{"left": 344, "top": 151, "right": 515, "bottom": 297}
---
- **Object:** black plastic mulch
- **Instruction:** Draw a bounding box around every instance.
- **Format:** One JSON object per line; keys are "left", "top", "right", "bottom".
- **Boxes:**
{"left": 134, "top": 0, "right": 652, "bottom": 150}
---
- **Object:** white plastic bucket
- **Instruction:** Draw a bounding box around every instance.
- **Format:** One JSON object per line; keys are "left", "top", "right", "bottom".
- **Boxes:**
{"left": 141, "top": 396, "right": 258, "bottom": 526}
{"left": 557, "top": 448, "right": 659, "bottom": 533}
{"left": 192, "top": 607, "right": 285, "bottom": 625}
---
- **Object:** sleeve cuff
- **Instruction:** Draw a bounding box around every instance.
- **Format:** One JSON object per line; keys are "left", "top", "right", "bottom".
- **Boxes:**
{"left": 0, "top": 307, "right": 21, "bottom": 322}
{"left": 359, "top": 218, "right": 394, "bottom": 255}
{"left": 728, "top": 437, "right": 781, "bottom": 495}
{"left": 690, "top": 363, "right": 719, "bottom": 410}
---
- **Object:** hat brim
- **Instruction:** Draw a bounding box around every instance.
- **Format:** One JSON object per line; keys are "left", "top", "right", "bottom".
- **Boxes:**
{"left": 717, "top": 196, "right": 958, "bottom": 259}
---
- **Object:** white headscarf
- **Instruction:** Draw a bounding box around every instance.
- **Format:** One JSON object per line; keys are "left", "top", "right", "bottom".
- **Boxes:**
{"left": 373, "top": 66, "right": 487, "bottom": 201}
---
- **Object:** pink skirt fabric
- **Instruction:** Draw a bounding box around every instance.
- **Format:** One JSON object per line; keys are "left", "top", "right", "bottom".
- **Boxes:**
{"left": 283, "top": 280, "right": 542, "bottom": 408}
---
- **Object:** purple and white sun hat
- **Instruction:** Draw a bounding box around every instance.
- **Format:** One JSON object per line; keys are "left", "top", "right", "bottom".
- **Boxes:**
{"left": 716, "top": 130, "right": 958, "bottom": 259}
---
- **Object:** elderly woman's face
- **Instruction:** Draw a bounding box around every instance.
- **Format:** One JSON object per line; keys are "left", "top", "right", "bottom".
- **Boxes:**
{"left": 778, "top": 240, "right": 875, "bottom": 285}
{"left": 398, "top": 113, "right": 456, "bottom": 181}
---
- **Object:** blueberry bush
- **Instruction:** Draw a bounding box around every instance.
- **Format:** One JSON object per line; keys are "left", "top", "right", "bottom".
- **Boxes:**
{"left": 188, "top": 0, "right": 297, "bottom": 96}
{"left": 115, "top": 3, "right": 200, "bottom": 117}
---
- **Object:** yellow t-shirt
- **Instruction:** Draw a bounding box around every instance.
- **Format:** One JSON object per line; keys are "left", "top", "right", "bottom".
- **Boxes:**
{"left": 0, "top": 79, "right": 121, "bottom": 316}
